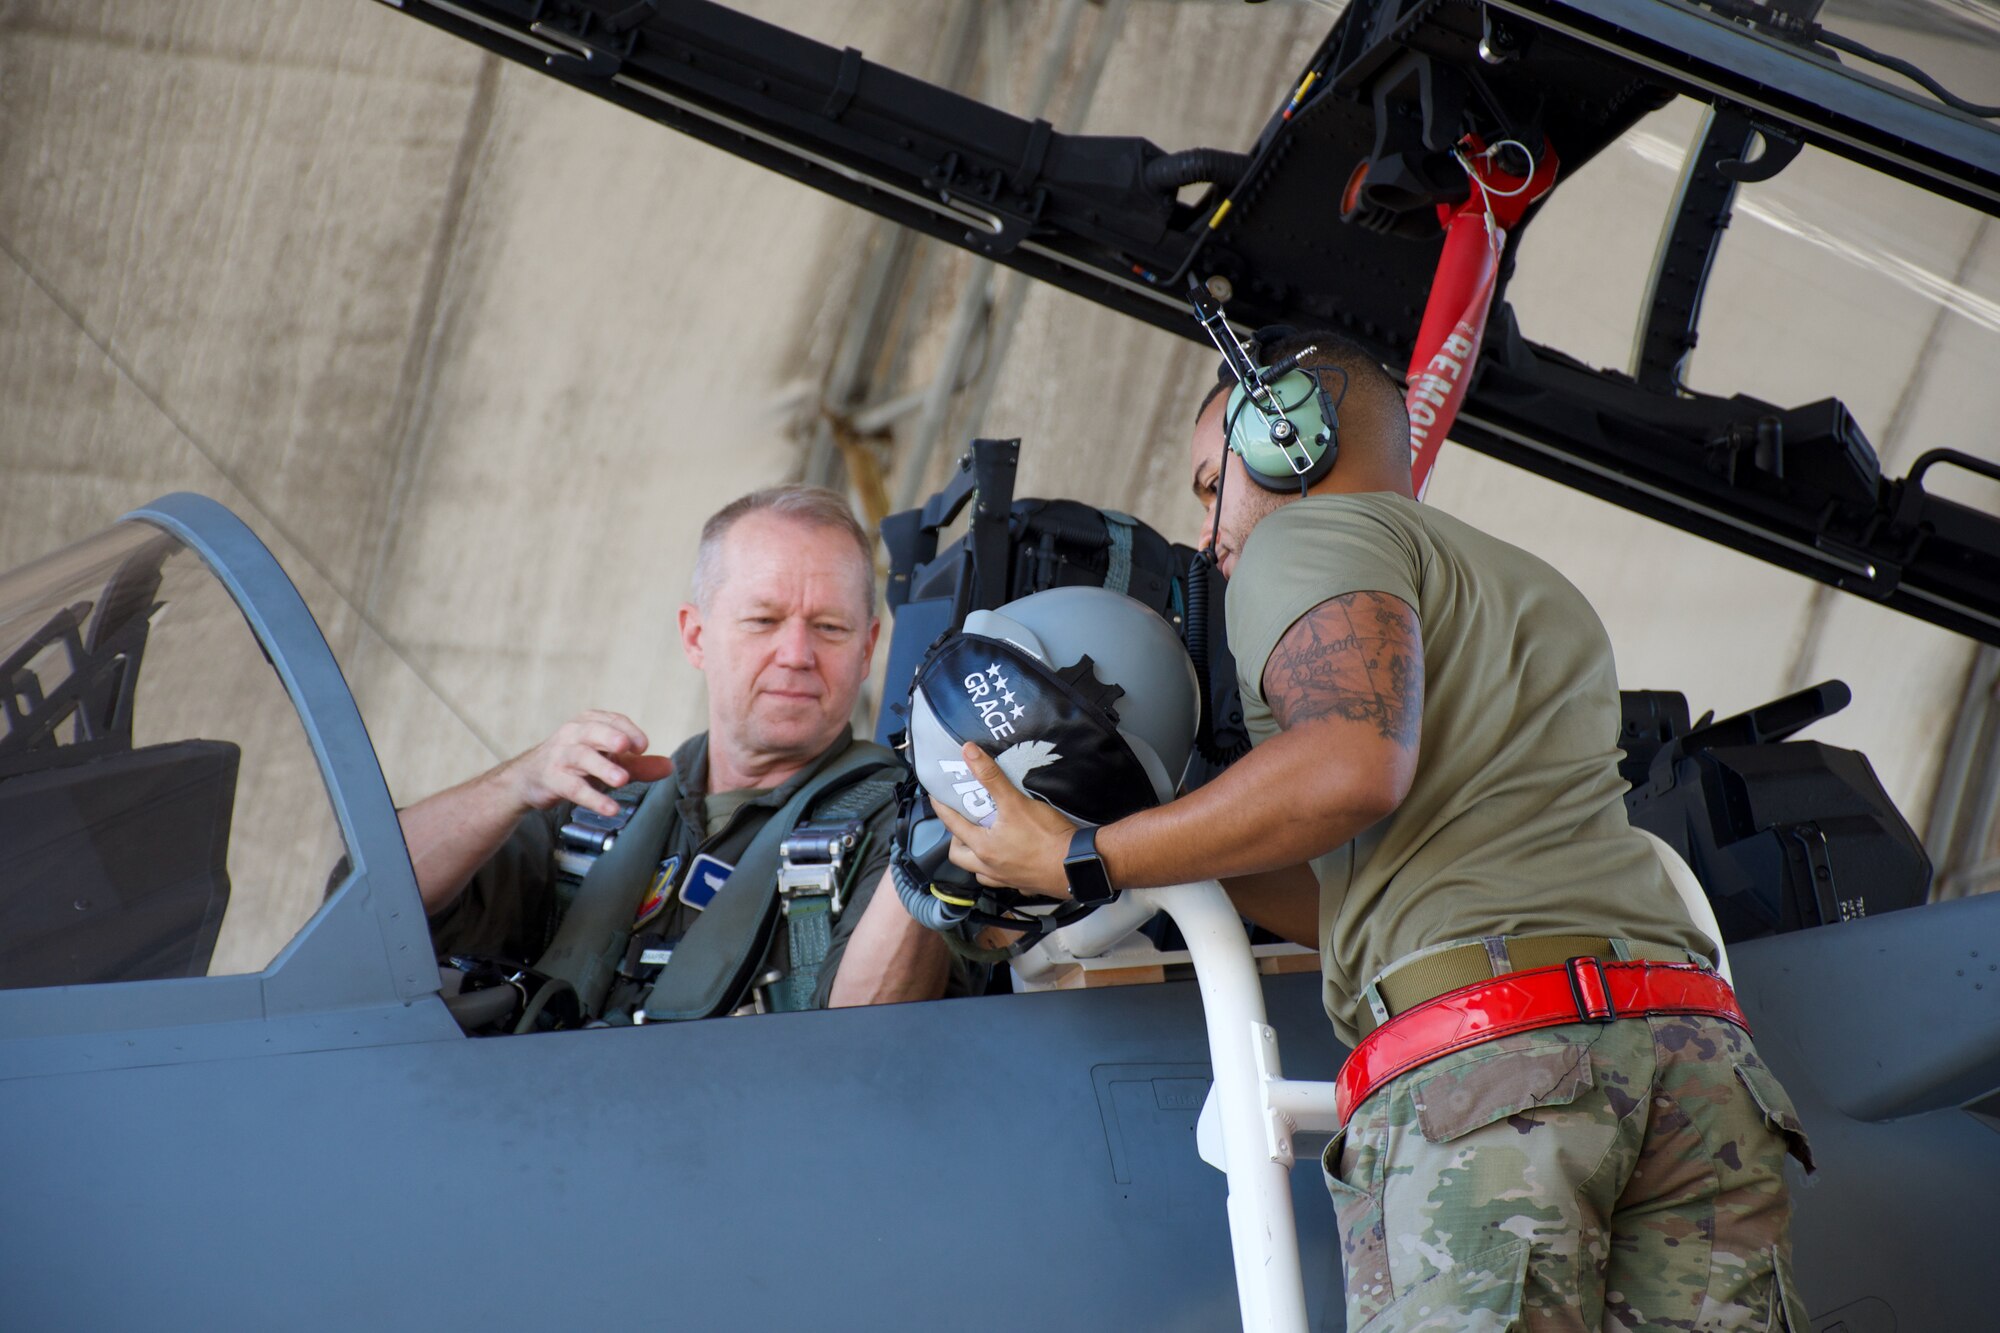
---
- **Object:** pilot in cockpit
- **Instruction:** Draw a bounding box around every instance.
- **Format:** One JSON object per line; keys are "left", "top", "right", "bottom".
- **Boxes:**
{"left": 400, "top": 485, "right": 967, "bottom": 1031}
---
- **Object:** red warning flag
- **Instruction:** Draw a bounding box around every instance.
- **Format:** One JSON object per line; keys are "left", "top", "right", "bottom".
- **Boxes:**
{"left": 1404, "top": 136, "right": 1559, "bottom": 497}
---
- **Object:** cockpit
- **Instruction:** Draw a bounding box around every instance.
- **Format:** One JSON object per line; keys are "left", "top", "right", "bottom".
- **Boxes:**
{"left": 0, "top": 513, "right": 349, "bottom": 990}
{"left": 0, "top": 494, "right": 439, "bottom": 1042}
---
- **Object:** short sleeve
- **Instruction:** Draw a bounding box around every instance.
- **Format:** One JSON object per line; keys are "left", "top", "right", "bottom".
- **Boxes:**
{"left": 427, "top": 806, "right": 564, "bottom": 962}
{"left": 1225, "top": 497, "right": 1424, "bottom": 729}
{"left": 814, "top": 797, "right": 981, "bottom": 1004}
{"left": 813, "top": 810, "right": 896, "bottom": 1008}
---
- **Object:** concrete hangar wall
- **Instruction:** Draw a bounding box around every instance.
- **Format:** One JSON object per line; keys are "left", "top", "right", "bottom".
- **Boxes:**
{"left": 3, "top": 1, "right": 1996, "bottom": 880}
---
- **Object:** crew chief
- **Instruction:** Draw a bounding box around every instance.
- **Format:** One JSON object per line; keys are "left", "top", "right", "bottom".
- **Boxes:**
{"left": 938, "top": 338, "right": 1812, "bottom": 1331}
{"left": 401, "top": 485, "right": 953, "bottom": 1014}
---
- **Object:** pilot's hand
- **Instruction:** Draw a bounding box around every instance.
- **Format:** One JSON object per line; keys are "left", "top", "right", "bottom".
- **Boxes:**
{"left": 503, "top": 710, "right": 674, "bottom": 818}
{"left": 934, "top": 742, "right": 1075, "bottom": 896}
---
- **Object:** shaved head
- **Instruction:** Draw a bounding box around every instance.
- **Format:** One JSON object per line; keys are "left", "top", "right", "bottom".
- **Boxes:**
{"left": 1252, "top": 330, "right": 1413, "bottom": 495}
{"left": 1187, "top": 328, "right": 1415, "bottom": 575}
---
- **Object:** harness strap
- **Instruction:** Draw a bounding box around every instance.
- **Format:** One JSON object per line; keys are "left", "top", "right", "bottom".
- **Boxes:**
{"left": 812, "top": 774, "right": 902, "bottom": 825}
{"left": 768, "top": 774, "right": 900, "bottom": 1013}
{"left": 525, "top": 770, "right": 683, "bottom": 1028}
{"left": 774, "top": 893, "right": 837, "bottom": 1013}
{"left": 642, "top": 745, "right": 899, "bottom": 1021}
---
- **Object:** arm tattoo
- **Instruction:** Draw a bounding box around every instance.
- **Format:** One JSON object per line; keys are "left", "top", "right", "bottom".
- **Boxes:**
{"left": 1261, "top": 591, "right": 1422, "bottom": 750}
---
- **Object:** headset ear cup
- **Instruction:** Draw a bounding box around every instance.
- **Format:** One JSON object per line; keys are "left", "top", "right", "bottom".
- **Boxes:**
{"left": 1225, "top": 386, "right": 1294, "bottom": 491}
{"left": 1226, "top": 374, "right": 1338, "bottom": 492}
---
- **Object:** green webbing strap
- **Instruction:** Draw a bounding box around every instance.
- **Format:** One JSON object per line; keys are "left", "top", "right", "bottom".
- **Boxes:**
{"left": 772, "top": 895, "right": 836, "bottom": 1013}
{"left": 1102, "top": 510, "right": 1136, "bottom": 596}
{"left": 812, "top": 775, "right": 902, "bottom": 824}
{"left": 524, "top": 770, "right": 683, "bottom": 1028}
{"left": 642, "top": 744, "right": 899, "bottom": 1022}
{"left": 767, "top": 776, "right": 901, "bottom": 1013}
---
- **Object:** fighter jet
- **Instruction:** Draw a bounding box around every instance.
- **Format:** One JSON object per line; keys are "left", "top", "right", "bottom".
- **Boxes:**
{"left": 4, "top": 2, "right": 1997, "bottom": 1328}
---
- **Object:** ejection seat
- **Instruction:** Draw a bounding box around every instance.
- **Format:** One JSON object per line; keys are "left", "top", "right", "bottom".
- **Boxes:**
{"left": 0, "top": 740, "right": 239, "bottom": 988}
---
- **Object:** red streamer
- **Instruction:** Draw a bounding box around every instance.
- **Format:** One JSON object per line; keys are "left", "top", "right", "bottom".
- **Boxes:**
{"left": 1404, "top": 136, "right": 1559, "bottom": 497}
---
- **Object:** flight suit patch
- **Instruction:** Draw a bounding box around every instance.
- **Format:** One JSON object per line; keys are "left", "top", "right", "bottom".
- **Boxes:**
{"left": 678, "top": 853, "right": 736, "bottom": 911}
{"left": 632, "top": 854, "right": 682, "bottom": 929}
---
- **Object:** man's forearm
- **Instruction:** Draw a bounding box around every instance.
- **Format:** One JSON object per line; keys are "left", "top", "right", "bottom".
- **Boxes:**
{"left": 397, "top": 709, "right": 671, "bottom": 915}
{"left": 940, "top": 592, "right": 1421, "bottom": 903}
{"left": 827, "top": 868, "right": 952, "bottom": 1007}
{"left": 1097, "top": 723, "right": 1399, "bottom": 891}
{"left": 398, "top": 766, "right": 532, "bottom": 914}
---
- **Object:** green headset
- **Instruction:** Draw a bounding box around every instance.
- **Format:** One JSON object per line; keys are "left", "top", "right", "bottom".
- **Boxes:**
{"left": 1222, "top": 361, "right": 1344, "bottom": 492}
{"left": 1190, "top": 278, "right": 1347, "bottom": 496}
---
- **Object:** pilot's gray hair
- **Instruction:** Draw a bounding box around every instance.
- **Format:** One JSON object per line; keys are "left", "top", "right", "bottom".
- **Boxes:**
{"left": 691, "top": 485, "right": 877, "bottom": 612}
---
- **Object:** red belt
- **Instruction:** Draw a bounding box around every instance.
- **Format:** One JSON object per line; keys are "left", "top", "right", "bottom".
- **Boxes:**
{"left": 1335, "top": 958, "right": 1749, "bottom": 1126}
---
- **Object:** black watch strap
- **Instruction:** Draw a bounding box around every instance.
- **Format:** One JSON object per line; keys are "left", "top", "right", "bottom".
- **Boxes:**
{"left": 1063, "top": 825, "right": 1117, "bottom": 904}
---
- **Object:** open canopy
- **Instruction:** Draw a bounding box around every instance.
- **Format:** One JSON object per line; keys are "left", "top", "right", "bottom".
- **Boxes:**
{"left": 389, "top": 0, "right": 2000, "bottom": 643}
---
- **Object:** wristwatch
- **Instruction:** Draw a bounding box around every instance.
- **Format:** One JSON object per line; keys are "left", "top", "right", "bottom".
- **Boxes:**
{"left": 1062, "top": 826, "right": 1118, "bottom": 904}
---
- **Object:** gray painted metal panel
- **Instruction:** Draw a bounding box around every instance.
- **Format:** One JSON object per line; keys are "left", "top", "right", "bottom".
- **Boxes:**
{"left": 1727, "top": 922, "right": 2000, "bottom": 1328}
{"left": 1, "top": 978, "right": 1349, "bottom": 1331}
{"left": 1730, "top": 889, "right": 2000, "bottom": 1121}
{"left": 3, "top": 943, "right": 1996, "bottom": 1330}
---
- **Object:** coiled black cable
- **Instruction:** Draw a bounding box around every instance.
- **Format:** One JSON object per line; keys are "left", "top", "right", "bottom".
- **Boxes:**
{"left": 1143, "top": 148, "right": 1253, "bottom": 194}
{"left": 1185, "top": 550, "right": 1249, "bottom": 767}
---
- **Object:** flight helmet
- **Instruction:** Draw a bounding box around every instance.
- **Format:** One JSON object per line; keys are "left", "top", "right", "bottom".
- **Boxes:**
{"left": 892, "top": 586, "right": 1199, "bottom": 942}
{"left": 906, "top": 585, "right": 1199, "bottom": 830}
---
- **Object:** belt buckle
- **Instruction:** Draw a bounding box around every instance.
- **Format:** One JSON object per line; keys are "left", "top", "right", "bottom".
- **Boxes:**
{"left": 1565, "top": 955, "right": 1617, "bottom": 1023}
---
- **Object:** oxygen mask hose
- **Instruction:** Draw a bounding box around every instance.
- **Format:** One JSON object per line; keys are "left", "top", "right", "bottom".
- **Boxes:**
{"left": 1185, "top": 547, "right": 1246, "bottom": 767}
{"left": 892, "top": 795, "right": 1088, "bottom": 948}
{"left": 891, "top": 794, "right": 975, "bottom": 931}
{"left": 892, "top": 853, "right": 971, "bottom": 932}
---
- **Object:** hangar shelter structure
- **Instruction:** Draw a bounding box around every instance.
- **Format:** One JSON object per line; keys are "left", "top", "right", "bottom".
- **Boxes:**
{"left": 4, "top": 0, "right": 2000, "bottom": 1327}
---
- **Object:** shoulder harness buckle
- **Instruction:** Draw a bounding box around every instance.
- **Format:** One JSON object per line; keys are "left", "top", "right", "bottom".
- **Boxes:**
{"left": 778, "top": 817, "right": 866, "bottom": 917}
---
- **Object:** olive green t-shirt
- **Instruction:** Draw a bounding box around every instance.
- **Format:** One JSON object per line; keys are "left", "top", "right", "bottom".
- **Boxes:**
{"left": 703, "top": 786, "right": 774, "bottom": 838}
{"left": 1226, "top": 492, "right": 1711, "bottom": 1042}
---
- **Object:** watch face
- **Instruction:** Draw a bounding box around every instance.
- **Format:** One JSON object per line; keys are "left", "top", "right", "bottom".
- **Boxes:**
{"left": 1064, "top": 849, "right": 1116, "bottom": 904}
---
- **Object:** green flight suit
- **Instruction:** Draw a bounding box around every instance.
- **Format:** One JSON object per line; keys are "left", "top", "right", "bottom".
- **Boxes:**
{"left": 429, "top": 727, "right": 900, "bottom": 1012}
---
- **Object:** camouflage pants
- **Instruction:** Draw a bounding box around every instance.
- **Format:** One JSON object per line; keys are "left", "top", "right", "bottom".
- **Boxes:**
{"left": 1323, "top": 1017, "right": 1813, "bottom": 1331}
